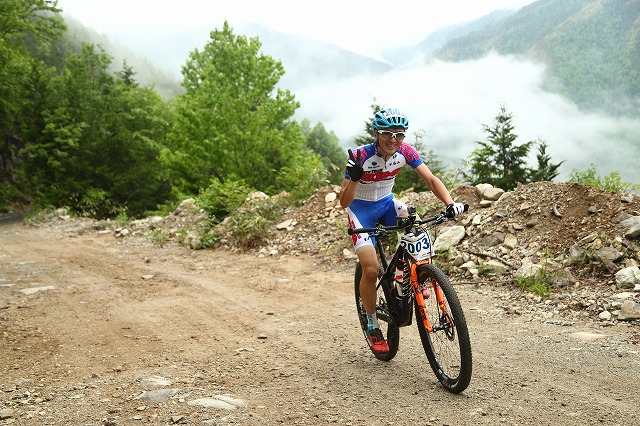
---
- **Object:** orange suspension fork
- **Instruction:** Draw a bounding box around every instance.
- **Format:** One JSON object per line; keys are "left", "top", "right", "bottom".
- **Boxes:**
{"left": 411, "top": 260, "right": 434, "bottom": 333}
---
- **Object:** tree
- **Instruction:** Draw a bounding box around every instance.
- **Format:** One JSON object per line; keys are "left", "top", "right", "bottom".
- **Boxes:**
{"left": 116, "top": 60, "right": 138, "bottom": 87}
{"left": 19, "top": 44, "right": 172, "bottom": 217}
{"left": 166, "top": 21, "right": 317, "bottom": 196}
{"left": 301, "top": 119, "right": 343, "bottom": 185}
{"left": 530, "top": 140, "right": 563, "bottom": 182}
{"left": 465, "top": 105, "right": 564, "bottom": 190}
{"left": 465, "top": 105, "right": 534, "bottom": 190}
{"left": 0, "top": 1, "right": 64, "bottom": 43}
{"left": 352, "top": 99, "right": 383, "bottom": 147}
{"left": 0, "top": 0, "right": 65, "bottom": 200}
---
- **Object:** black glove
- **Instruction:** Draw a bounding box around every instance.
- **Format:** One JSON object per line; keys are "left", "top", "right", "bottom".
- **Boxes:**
{"left": 346, "top": 149, "right": 364, "bottom": 182}
{"left": 445, "top": 203, "right": 466, "bottom": 219}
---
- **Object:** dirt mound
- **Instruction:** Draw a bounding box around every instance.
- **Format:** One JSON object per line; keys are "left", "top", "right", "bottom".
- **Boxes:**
{"left": 260, "top": 182, "right": 640, "bottom": 271}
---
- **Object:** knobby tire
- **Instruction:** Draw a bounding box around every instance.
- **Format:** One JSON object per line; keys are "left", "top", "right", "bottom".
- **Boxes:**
{"left": 415, "top": 263, "right": 472, "bottom": 393}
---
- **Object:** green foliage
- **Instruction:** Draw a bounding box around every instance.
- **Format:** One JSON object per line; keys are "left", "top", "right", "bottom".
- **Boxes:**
{"left": 223, "top": 196, "right": 287, "bottom": 249}
{"left": 465, "top": 105, "right": 533, "bottom": 190}
{"left": 529, "top": 140, "right": 564, "bottom": 182}
{"left": 0, "top": 1, "right": 65, "bottom": 44}
{"left": 515, "top": 268, "right": 553, "bottom": 297}
{"left": 0, "top": 1, "right": 66, "bottom": 205}
{"left": 274, "top": 152, "right": 328, "bottom": 201}
{"left": 15, "top": 43, "right": 173, "bottom": 218}
{"left": 569, "top": 163, "right": 640, "bottom": 193}
{"left": 301, "top": 119, "right": 343, "bottom": 185}
{"left": 196, "top": 179, "right": 254, "bottom": 224}
{"left": 72, "top": 187, "right": 124, "bottom": 218}
{"left": 464, "top": 105, "right": 563, "bottom": 190}
{"left": 166, "top": 21, "right": 307, "bottom": 197}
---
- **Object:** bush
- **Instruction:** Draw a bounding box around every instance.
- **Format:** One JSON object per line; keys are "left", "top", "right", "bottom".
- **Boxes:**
{"left": 569, "top": 163, "right": 640, "bottom": 193}
{"left": 222, "top": 195, "right": 289, "bottom": 249}
{"left": 515, "top": 267, "right": 553, "bottom": 297}
{"left": 196, "top": 179, "right": 254, "bottom": 224}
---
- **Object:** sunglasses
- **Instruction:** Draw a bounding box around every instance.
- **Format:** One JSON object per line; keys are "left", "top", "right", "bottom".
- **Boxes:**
{"left": 377, "top": 130, "right": 406, "bottom": 141}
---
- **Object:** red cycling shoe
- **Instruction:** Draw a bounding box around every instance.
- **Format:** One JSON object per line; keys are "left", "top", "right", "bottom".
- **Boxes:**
{"left": 368, "top": 328, "right": 389, "bottom": 354}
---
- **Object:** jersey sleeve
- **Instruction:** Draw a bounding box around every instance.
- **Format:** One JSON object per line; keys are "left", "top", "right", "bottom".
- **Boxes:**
{"left": 398, "top": 143, "right": 423, "bottom": 168}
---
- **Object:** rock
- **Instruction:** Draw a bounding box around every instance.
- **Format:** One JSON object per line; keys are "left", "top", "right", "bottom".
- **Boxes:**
{"left": 503, "top": 234, "right": 518, "bottom": 250}
{"left": 617, "top": 300, "right": 640, "bottom": 321}
{"left": 555, "top": 268, "right": 576, "bottom": 287}
{"left": 19, "top": 285, "right": 55, "bottom": 295}
{"left": 140, "top": 375, "right": 172, "bottom": 387}
{"left": 342, "top": 248, "right": 356, "bottom": 260}
{"left": 480, "top": 232, "right": 505, "bottom": 247}
{"left": 134, "top": 388, "right": 182, "bottom": 403}
{"left": 615, "top": 266, "right": 640, "bottom": 289}
{"left": 593, "top": 246, "right": 622, "bottom": 268}
{"left": 433, "top": 226, "right": 466, "bottom": 251}
{"left": 598, "top": 310, "right": 612, "bottom": 320}
{"left": 188, "top": 395, "right": 247, "bottom": 410}
{"left": 276, "top": 219, "right": 295, "bottom": 230}
{"left": 625, "top": 223, "right": 640, "bottom": 239}
{"left": 475, "top": 183, "right": 493, "bottom": 197}
{"left": 515, "top": 263, "right": 543, "bottom": 279}
{"left": 189, "top": 236, "right": 201, "bottom": 249}
{"left": 494, "top": 208, "right": 509, "bottom": 218}
{"left": 484, "top": 259, "right": 508, "bottom": 273}
{"left": 476, "top": 183, "right": 505, "bottom": 201}
{"left": 324, "top": 192, "right": 337, "bottom": 203}
{"left": 569, "top": 244, "right": 585, "bottom": 264}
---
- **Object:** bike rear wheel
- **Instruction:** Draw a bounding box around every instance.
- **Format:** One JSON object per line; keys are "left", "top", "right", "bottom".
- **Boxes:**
{"left": 354, "top": 262, "right": 399, "bottom": 361}
{"left": 414, "top": 264, "right": 472, "bottom": 393}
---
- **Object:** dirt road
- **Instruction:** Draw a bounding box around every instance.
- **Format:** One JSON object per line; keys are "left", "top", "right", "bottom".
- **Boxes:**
{"left": 1, "top": 218, "right": 638, "bottom": 425}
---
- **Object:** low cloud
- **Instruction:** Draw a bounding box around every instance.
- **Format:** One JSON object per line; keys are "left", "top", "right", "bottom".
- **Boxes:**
{"left": 292, "top": 53, "right": 640, "bottom": 184}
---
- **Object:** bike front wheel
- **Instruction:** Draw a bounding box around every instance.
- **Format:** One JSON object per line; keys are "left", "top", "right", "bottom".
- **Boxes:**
{"left": 414, "top": 264, "right": 472, "bottom": 393}
{"left": 354, "top": 262, "right": 400, "bottom": 361}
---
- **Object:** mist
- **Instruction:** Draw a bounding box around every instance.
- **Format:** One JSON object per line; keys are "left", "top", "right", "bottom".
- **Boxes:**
{"left": 289, "top": 53, "right": 640, "bottom": 185}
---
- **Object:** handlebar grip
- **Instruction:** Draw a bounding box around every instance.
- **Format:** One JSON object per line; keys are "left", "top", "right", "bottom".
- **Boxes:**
{"left": 348, "top": 227, "right": 376, "bottom": 235}
{"left": 464, "top": 203, "right": 469, "bottom": 212}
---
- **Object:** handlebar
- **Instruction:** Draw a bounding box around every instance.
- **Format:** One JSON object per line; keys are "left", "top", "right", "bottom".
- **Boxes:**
{"left": 348, "top": 203, "right": 469, "bottom": 236}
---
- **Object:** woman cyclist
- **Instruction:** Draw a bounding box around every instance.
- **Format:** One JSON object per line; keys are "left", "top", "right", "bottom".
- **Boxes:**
{"left": 339, "top": 108, "right": 465, "bottom": 354}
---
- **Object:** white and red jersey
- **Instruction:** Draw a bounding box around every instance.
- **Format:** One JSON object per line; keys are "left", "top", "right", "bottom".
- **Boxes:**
{"left": 345, "top": 141, "right": 423, "bottom": 202}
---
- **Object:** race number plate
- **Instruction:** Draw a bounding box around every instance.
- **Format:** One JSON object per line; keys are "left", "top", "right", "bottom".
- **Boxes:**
{"left": 400, "top": 231, "right": 434, "bottom": 261}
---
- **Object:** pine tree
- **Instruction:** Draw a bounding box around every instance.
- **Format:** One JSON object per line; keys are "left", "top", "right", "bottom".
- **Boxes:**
{"left": 465, "top": 105, "right": 564, "bottom": 190}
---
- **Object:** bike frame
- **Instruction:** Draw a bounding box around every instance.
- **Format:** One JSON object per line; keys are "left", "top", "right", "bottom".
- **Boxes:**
{"left": 376, "top": 234, "right": 447, "bottom": 334}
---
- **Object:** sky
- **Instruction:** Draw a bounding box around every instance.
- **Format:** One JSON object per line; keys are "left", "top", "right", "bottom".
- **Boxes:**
{"left": 55, "top": 0, "right": 640, "bottom": 184}
{"left": 56, "top": 0, "right": 535, "bottom": 58}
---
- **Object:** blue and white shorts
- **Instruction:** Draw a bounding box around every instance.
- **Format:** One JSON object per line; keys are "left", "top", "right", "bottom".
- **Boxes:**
{"left": 346, "top": 195, "right": 407, "bottom": 252}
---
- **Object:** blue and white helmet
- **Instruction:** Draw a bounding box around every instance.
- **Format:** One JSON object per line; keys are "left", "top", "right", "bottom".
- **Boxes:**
{"left": 372, "top": 108, "right": 409, "bottom": 130}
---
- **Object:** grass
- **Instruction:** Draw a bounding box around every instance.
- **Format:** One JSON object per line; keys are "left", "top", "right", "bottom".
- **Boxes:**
{"left": 515, "top": 267, "right": 553, "bottom": 297}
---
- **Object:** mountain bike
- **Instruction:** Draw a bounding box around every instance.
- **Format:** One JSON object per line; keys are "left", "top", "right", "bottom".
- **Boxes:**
{"left": 348, "top": 205, "right": 472, "bottom": 393}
